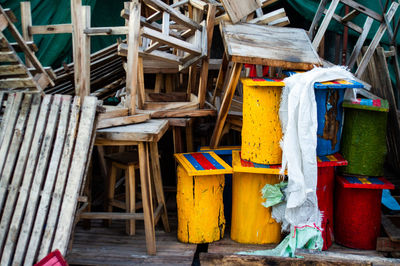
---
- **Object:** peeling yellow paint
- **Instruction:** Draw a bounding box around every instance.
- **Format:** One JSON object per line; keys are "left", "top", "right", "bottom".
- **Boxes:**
{"left": 231, "top": 171, "right": 281, "bottom": 244}
{"left": 241, "top": 80, "right": 283, "bottom": 164}
{"left": 176, "top": 166, "right": 225, "bottom": 243}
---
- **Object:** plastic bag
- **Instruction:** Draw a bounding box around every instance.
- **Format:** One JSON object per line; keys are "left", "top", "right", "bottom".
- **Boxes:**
{"left": 261, "top": 182, "right": 287, "bottom": 208}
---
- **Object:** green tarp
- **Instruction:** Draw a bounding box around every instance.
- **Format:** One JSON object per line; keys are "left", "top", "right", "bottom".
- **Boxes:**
{"left": 2, "top": 0, "right": 399, "bottom": 68}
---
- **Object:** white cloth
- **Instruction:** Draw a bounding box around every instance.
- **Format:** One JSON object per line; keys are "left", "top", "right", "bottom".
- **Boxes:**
{"left": 279, "top": 66, "right": 355, "bottom": 228}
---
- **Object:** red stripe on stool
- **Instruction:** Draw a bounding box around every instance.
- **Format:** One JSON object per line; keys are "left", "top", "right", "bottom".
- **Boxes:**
{"left": 191, "top": 153, "right": 216, "bottom": 170}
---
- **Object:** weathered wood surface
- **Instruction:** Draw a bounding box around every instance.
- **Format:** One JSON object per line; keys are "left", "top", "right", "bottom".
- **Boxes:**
{"left": 67, "top": 220, "right": 196, "bottom": 265}
{"left": 0, "top": 93, "right": 99, "bottom": 265}
{"left": 220, "top": 0, "right": 261, "bottom": 23}
{"left": 96, "top": 119, "right": 169, "bottom": 142}
{"left": 220, "top": 22, "right": 321, "bottom": 69}
{"left": 97, "top": 114, "right": 150, "bottom": 129}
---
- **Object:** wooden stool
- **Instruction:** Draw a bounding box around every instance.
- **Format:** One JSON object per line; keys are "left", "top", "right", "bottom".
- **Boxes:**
{"left": 105, "top": 150, "right": 170, "bottom": 238}
{"left": 105, "top": 151, "right": 140, "bottom": 235}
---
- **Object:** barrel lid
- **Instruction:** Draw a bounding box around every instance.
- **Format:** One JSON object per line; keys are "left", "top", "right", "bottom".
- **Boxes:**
{"left": 285, "top": 71, "right": 364, "bottom": 89}
{"left": 337, "top": 175, "right": 394, "bottom": 189}
{"left": 240, "top": 77, "right": 285, "bottom": 87}
{"left": 199, "top": 146, "right": 241, "bottom": 156}
{"left": 174, "top": 152, "right": 232, "bottom": 176}
{"left": 232, "top": 151, "right": 348, "bottom": 174}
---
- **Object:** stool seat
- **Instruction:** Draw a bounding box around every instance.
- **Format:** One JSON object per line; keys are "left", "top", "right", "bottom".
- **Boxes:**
{"left": 105, "top": 151, "right": 139, "bottom": 165}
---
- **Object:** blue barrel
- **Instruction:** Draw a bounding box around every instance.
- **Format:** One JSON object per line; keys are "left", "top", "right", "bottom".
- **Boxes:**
{"left": 314, "top": 80, "right": 364, "bottom": 156}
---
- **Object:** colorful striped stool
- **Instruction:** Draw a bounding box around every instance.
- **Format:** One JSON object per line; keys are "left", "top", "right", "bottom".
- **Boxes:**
{"left": 174, "top": 152, "right": 232, "bottom": 243}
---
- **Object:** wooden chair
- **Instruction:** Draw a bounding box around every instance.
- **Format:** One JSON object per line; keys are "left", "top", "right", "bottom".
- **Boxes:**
{"left": 308, "top": 0, "right": 399, "bottom": 77}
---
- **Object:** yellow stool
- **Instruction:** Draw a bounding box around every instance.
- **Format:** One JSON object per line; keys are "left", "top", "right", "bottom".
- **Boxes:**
{"left": 175, "top": 152, "right": 232, "bottom": 243}
{"left": 231, "top": 151, "right": 282, "bottom": 244}
{"left": 241, "top": 78, "right": 284, "bottom": 164}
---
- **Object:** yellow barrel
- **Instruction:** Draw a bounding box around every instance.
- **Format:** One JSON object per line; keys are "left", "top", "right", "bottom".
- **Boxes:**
{"left": 231, "top": 151, "right": 282, "bottom": 244}
{"left": 175, "top": 152, "right": 232, "bottom": 243}
{"left": 241, "top": 78, "right": 284, "bottom": 164}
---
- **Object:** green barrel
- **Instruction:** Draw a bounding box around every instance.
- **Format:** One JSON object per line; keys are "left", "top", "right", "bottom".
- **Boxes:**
{"left": 340, "top": 99, "right": 389, "bottom": 176}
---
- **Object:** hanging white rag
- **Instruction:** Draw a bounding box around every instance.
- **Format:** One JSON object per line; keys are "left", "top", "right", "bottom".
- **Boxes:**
{"left": 279, "top": 66, "right": 355, "bottom": 228}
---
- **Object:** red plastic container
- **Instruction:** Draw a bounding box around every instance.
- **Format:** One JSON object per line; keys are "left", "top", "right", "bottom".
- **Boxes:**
{"left": 334, "top": 176, "right": 394, "bottom": 250}
{"left": 34, "top": 250, "right": 68, "bottom": 266}
{"left": 316, "top": 153, "right": 348, "bottom": 250}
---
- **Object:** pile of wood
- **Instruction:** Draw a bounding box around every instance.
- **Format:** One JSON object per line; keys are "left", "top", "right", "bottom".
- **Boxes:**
{"left": 0, "top": 93, "right": 99, "bottom": 265}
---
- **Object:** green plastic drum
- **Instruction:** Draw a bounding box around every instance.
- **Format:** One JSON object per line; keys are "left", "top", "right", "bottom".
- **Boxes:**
{"left": 340, "top": 100, "right": 389, "bottom": 176}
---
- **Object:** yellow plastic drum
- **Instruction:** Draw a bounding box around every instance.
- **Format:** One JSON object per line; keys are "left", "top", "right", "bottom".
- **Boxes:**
{"left": 241, "top": 78, "right": 284, "bottom": 164}
{"left": 175, "top": 152, "right": 232, "bottom": 243}
{"left": 231, "top": 151, "right": 282, "bottom": 244}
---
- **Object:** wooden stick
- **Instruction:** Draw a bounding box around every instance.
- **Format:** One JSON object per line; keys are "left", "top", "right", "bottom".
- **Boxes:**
{"left": 20, "top": 1, "right": 33, "bottom": 67}
{"left": 78, "top": 6, "right": 91, "bottom": 100}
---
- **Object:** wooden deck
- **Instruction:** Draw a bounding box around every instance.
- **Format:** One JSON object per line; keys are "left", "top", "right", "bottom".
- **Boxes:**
{"left": 67, "top": 219, "right": 197, "bottom": 265}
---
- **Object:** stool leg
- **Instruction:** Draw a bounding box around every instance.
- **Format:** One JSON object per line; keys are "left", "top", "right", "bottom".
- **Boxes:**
{"left": 106, "top": 163, "right": 118, "bottom": 227}
{"left": 126, "top": 165, "right": 136, "bottom": 235}
{"left": 139, "top": 142, "right": 156, "bottom": 255}
{"left": 150, "top": 142, "right": 170, "bottom": 233}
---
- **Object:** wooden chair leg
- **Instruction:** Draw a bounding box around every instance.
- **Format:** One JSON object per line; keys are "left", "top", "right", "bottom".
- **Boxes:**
{"left": 138, "top": 142, "right": 156, "bottom": 255}
{"left": 210, "top": 62, "right": 243, "bottom": 148}
{"left": 150, "top": 142, "right": 170, "bottom": 233}
{"left": 125, "top": 165, "right": 136, "bottom": 235}
{"left": 106, "top": 163, "right": 118, "bottom": 227}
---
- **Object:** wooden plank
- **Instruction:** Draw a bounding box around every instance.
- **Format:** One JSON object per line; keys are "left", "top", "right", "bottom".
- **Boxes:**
{"left": 382, "top": 214, "right": 400, "bottom": 243}
{"left": 126, "top": 0, "right": 141, "bottom": 114}
{"left": 138, "top": 142, "right": 156, "bottom": 255}
{"left": 52, "top": 96, "right": 98, "bottom": 256}
{"left": 377, "top": 237, "right": 400, "bottom": 252}
{"left": 143, "top": 0, "right": 201, "bottom": 31}
{"left": 0, "top": 94, "right": 39, "bottom": 259}
{"left": 24, "top": 96, "right": 72, "bottom": 266}
{"left": 210, "top": 63, "right": 242, "bottom": 148}
{"left": 312, "top": 0, "right": 340, "bottom": 50}
{"left": 356, "top": 2, "right": 399, "bottom": 77}
{"left": 0, "top": 64, "right": 29, "bottom": 76}
{"left": 149, "top": 142, "right": 170, "bottom": 232}
{"left": 220, "top": 0, "right": 261, "bottom": 24}
{"left": 0, "top": 93, "right": 23, "bottom": 173}
{"left": 0, "top": 51, "right": 18, "bottom": 62}
{"left": 98, "top": 106, "right": 129, "bottom": 120}
{"left": 96, "top": 119, "right": 169, "bottom": 143}
{"left": 137, "top": 56, "right": 145, "bottom": 109}
{"left": 84, "top": 26, "right": 128, "bottom": 36}
{"left": 0, "top": 14, "right": 8, "bottom": 31}
{"left": 30, "top": 24, "right": 73, "bottom": 34}
{"left": 222, "top": 22, "right": 321, "bottom": 69}
{"left": 12, "top": 95, "right": 62, "bottom": 265}
{"left": 0, "top": 6, "right": 53, "bottom": 87}
{"left": 248, "top": 8, "right": 286, "bottom": 24}
{"left": 0, "top": 93, "right": 31, "bottom": 218}
{"left": 38, "top": 97, "right": 80, "bottom": 260}
{"left": 144, "top": 0, "right": 188, "bottom": 23}
{"left": 144, "top": 108, "right": 217, "bottom": 118}
{"left": 141, "top": 26, "right": 202, "bottom": 55}
{"left": 198, "top": 4, "right": 215, "bottom": 109}
{"left": 340, "top": 0, "right": 382, "bottom": 22}
{"left": 0, "top": 95, "right": 51, "bottom": 266}
{"left": 71, "top": 0, "right": 82, "bottom": 92}
{"left": 347, "top": 16, "right": 374, "bottom": 69}
{"left": 20, "top": 1, "right": 33, "bottom": 67}
{"left": 0, "top": 77, "right": 37, "bottom": 89}
{"left": 200, "top": 253, "right": 372, "bottom": 265}
{"left": 97, "top": 114, "right": 150, "bottom": 129}
{"left": 78, "top": 6, "right": 91, "bottom": 99}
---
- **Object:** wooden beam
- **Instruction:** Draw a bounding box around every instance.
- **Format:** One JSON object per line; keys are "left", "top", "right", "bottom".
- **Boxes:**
{"left": 78, "top": 6, "right": 91, "bottom": 99}
{"left": 30, "top": 24, "right": 73, "bottom": 34}
{"left": 97, "top": 114, "right": 150, "bottom": 129}
{"left": 20, "top": 1, "right": 33, "bottom": 67}
{"left": 126, "top": 0, "right": 141, "bottom": 114}
{"left": 71, "top": 0, "right": 82, "bottom": 92}
{"left": 83, "top": 26, "right": 128, "bottom": 36}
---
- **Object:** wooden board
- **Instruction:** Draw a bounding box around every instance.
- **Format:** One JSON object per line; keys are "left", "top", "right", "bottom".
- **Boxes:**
{"left": 220, "top": 0, "right": 261, "bottom": 23}
{"left": 97, "top": 114, "right": 150, "bottom": 129}
{"left": 96, "top": 119, "right": 169, "bottom": 143}
{"left": 0, "top": 94, "right": 98, "bottom": 264}
{"left": 220, "top": 22, "right": 322, "bottom": 70}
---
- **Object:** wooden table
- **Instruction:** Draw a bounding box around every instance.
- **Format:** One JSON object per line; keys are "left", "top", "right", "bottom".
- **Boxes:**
{"left": 81, "top": 119, "right": 170, "bottom": 255}
{"left": 210, "top": 22, "right": 322, "bottom": 148}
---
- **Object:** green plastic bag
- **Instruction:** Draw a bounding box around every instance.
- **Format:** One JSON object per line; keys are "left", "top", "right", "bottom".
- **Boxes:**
{"left": 237, "top": 226, "right": 323, "bottom": 258}
{"left": 261, "top": 181, "right": 287, "bottom": 208}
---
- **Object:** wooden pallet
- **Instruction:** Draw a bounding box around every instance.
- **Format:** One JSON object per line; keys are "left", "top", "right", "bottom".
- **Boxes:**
{"left": 0, "top": 93, "right": 98, "bottom": 265}
{"left": 0, "top": 6, "right": 54, "bottom": 92}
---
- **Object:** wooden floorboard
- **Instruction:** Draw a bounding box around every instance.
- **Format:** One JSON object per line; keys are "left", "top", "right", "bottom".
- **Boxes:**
{"left": 67, "top": 220, "right": 196, "bottom": 265}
